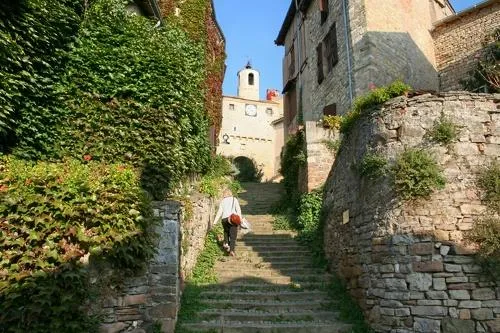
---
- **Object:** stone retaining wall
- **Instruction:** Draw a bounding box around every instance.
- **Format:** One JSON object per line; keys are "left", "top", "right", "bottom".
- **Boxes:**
{"left": 96, "top": 194, "right": 216, "bottom": 333}
{"left": 323, "top": 92, "right": 499, "bottom": 332}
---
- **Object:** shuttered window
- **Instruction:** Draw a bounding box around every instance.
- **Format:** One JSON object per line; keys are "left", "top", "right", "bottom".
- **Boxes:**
{"left": 316, "top": 43, "right": 324, "bottom": 84}
{"left": 319, "top": 0, "right": 328, "bottom": 24}
{"left": 323, "top": 22, "right": 338, "bottom": 72}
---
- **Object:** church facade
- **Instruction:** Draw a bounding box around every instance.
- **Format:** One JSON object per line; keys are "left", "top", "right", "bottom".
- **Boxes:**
{"left": 217, "top": 64, "right": 284, "bottom": 181}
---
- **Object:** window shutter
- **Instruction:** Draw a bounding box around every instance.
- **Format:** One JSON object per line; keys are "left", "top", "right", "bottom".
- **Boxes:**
{"left": 300, "top": 23, "right": 307, "bottom": 67}
{"left": 330, "top": 23, "right": 338, "bottom": 67}
{"left": 319, "top": 0, "right": 328, "bottom": 24}
{"left": 316, "top": 43, "right": 324, "bottom": 84}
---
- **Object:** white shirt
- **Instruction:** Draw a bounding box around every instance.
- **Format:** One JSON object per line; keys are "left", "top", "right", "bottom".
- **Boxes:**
{"left": 214, "top": 196, "right": 242, "bottom": 224}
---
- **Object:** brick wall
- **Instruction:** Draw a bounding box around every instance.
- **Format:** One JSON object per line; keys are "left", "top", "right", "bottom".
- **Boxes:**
{"left": 324, "top": 92, "right": 500, "bottom": 332}
{"left": 432, "top": 1, "right": 500, "bottom": 91}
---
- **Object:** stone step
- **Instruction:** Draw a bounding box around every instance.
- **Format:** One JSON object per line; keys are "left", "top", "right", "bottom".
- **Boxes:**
{"left": 200, "top": 290, "right": 329, "bottom": 302}
{"left": 235, "top": 244, "right": 308, "bottom": 252}
{"left": 216, "top": 267, "right": 325, "bottom": 277}
{"left": 238, "top": 234, "right": 295, "bottom": 241}
{"left": 217, "top": 273, "right": 331, "bottom": 284}
{"left": 181, "top": 320, "right": 353, "bottom": 333}
{"left": 203, "top": 281, "right": 328, "bottom": 292}
{"left": 216, "top": 260, "right": 314, "bottom": 270}
{"left": 196, "top": 309, "right": 341, "bottom": 322}
{"left": 238, "top": 230, "right": 296, "bottom": 237}
{"left": 231, "top": 250, "right": 312, "bottom": 258}
{"left": 200, "top": 298, "right": 334, "bottom": 311}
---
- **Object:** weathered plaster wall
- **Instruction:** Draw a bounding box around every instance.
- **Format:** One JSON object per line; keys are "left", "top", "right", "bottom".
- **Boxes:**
{"left": 96, "top": 195, "right": 217, "bottom": 333}
{"left": 432, "top": 1, "right": 500, "bottom": 91}
{"left": 324, "top": 92, "right": 499, "bottom": 332}
{"left": 217, "top": 96, "right": 283, "bottom": 180}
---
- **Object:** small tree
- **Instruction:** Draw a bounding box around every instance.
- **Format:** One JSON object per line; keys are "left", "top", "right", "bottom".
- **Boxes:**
{"left": 462, "top": 29, "right": 499, "bottom": 93}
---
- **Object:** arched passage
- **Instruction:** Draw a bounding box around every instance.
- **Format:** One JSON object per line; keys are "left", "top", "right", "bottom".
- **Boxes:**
{"left": 233, "top": 156, "right": 263, "bottom": 182}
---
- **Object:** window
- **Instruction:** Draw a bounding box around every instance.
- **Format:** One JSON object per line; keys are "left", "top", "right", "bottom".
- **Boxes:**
{"left": 316, "top": 43, "right": 324, "bottom": 84}
{"left": 248, "top": 73, "right": 254, "bottom": 85}
{"left": 319, "top": 0, "right": 328, "bottom": 24}
{"left": 323, "top": 22, "right": 338, "bottom": 73}
{"left": 266, "top": 107, "right": 274, "bottom": 116}
{"left": 288, "top": 44, "right": 296, "bottom": 78}
{"left": 229, "top": 103, "right": 235, "bottom": 110}
{"left": 323, "top": 103, "right": 337, "bottom": 116}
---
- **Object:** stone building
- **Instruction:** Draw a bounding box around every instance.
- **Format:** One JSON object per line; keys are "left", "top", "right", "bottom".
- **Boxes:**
{"left": 216, "top": 63, "right": 284, "bottom": 181}
{"left": 276, "top": 0, "right": 499, "bottom": 191}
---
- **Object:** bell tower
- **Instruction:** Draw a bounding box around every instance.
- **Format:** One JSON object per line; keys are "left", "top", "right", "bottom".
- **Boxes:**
{"left": 237, "top": 62, "right": 260, "bottom": 100}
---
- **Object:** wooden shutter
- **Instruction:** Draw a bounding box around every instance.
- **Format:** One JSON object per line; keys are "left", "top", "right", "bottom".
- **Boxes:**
{"left": 330, "top": 23, "right": 338, "bottom": 67}
{"left": 300, "top": 22, "right": 307, "bottom": 67}
{"left": 316, "top": 43, "right": 324, "bottom": 84}
{"left": 324, "top": 23, "right": 338, "bottom": 72}
{"left": 319, "top": 0, "right": 328, "bottom": 24}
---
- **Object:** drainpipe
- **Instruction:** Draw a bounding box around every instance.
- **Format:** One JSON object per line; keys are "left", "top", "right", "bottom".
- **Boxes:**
{"left": 342, "top": 0, "right": 353, "bottom": 105}
{"left": 294, "top": 0, "right": 304, "bottom": 126}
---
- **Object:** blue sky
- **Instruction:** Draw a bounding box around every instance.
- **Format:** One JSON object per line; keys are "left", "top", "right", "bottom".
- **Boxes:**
{"left": 213, "top": 0, "right": 485, "bottom": 99}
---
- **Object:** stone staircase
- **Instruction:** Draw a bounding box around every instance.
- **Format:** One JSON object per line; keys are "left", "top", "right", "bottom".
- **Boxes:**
{"left": 179, "top": 183, "right": 353, "bottom": 333}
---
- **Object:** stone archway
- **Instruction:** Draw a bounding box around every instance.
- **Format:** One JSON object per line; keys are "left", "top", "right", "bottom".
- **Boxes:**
{"left": 232, "top": 156, "right": 263, "bottom": 182}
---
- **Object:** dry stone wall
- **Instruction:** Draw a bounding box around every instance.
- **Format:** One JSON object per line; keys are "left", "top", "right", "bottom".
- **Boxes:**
{"left": 323, "top": 92, "right": 500, "bottom": 333}
{"left": 95, "top": 195, "right": 216, "bottom": 333}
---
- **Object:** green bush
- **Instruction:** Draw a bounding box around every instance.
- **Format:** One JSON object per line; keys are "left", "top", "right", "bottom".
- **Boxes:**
{"left": 296, "top": 188, "right": 326, "bottom": 267}
{"left": 392, "top": 149, "right": 446, "bottom": 200}
{"left": 280, "top": 130, "right": 307, "bottom": 208}
{"left": 0, "top": 0, "right": 83, "bottom": 151}
{"left": 477, "top": 162, "right": 500, "bottom": 213}
{"left": 206, "top": 155, "right": 234, "bottom": 178}
{"left": 358, "top": 152, "right": 387, "bottom": 180}
{"left": 0, "top": 157, "right": 156, "bottom": 332}
{"left": 428, "top": 114, "right": 460, "bottom": 145}
{"left": 340, "top": 81, "right": 411, "bottom": 135}
{"left": 462, "top": 29, "right": 499, "bottom": 93}
{"left": 321, "top": 139, "right": 342, "bottom": 155}
{"left": 465, "top": 216, "right": 500, "bottom": 278}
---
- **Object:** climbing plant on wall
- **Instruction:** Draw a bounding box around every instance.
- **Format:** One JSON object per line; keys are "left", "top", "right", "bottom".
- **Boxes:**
{"left": 0, "top": 0, "right": 83, "bottom": 153}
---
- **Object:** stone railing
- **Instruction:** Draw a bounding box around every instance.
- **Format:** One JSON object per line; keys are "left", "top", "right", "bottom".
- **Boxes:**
{"left": 324, "top": 92, "right": 499, "bottom": 333}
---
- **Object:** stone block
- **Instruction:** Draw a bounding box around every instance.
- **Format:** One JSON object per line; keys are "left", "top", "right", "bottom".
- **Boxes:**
{"left": 380, "top": 307, "right": 395, "bottom": 316}
{"left": 385, "top": 291, "right": 410, "bottom": 300}
{"left": 99, "top": 323, "right": 128, "bottom": 333}
{"left": 385, "top": 278, "right": 408, "bottom": 291}
{"left": 458, "top": 300, "right": 481, "bottom": 309}
{"left": 417, "top": 300, "right": 442, "bottom": 305}
{"left": 463, "top": 264, "right": 483, "bottom": 273}
{"left": 411, "top": 306, "right": 447, "bottom": 316}
{"left": 441, "top": 318, "right": 475, "bottom": 333}
{"left": 449, "top": 290, "right": 470, "bottom": 300}
{"left": 440, "top": 246, "right": 451, "bottom": 256}
{"left": 448, "top": 283, "right": 475, "bottom": 290}
{"left": 116, "top": 308, "right": 143, "bottom": 321}
{"left": 380, "top": 300, "right": 404, "bottom": 307}
{"left": 459, "top": 309, "right": 471, "bottom": 320}
{"left": 446, "top": 277, "right": 468, "bottom": 283}
{"left": 412, "top": 261, "right": 443, "bottom": 272}
{"left": 433, "top": 278, "right": 447, "bottom": 291}
{"left": 414, "top": 317, "right": 441, "bottom": 333}
{"left": 472, "top": 288, "right": 496, "bottom": 300}
{"left": 449, "top": 307, "right": 458, "bottom": 318}
{"left": 444, "top": 300, "right": 459, "bottom": 306}
{"left": 482, "top": 300, "right": 500, "bottom": 308}
{"left": 471, "top": 308, "right": 494, "bottom": 320}
{"left": 445, "top": 264, "right": 462, "bottom": 272}
{"left": 394, "top": 308, "right": 411, "bottom": 316}
{"left": 426, "top": 291, "right": 449, "bottom": 299}
{"left": 123, "top": 294, "right": 147, "bottom": 306}
{"left": 487, "top": 319, "right": 500, "bottom": 333}
{"left": 407, "top": 273, "right": 432, "bottom": 291}
{"left": 410, "top": 243, "right": 434, "bottom": 255}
